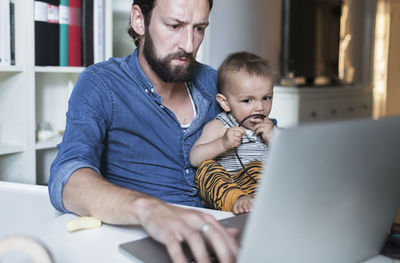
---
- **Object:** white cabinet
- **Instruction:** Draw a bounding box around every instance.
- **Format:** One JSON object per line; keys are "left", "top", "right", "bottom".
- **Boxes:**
{"left": 0, "top": 0, "right": 114, "bottom": 184}
{"left": 0, "top": 0, "right": 35, "bottom": 184}
{"left": 34, "top": 68, "right": 83, "bottom": 184}
{"left": 270, "top": 85, "right": 372, "bottom": 128}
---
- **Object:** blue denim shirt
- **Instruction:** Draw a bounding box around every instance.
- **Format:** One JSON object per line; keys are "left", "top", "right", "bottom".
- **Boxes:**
{"left": 49, "top": 49, "right": 221, "bottom": 212}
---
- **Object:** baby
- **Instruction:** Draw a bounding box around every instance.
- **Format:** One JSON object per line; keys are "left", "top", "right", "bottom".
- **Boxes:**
{"left": 190, "top": 51, "right": 277, "bottom": 214}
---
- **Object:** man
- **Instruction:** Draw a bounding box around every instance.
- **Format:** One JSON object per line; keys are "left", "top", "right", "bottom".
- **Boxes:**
{"left": 48, "top": 0, "right": 239, "bottom": 262}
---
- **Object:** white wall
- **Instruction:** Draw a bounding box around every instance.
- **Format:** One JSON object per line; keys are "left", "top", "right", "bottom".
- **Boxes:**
{"left": 201, "top": 0, "right": 282, "bottom": 73}
{"left": 112, "top": 0, "right": 135, "bottom": 58}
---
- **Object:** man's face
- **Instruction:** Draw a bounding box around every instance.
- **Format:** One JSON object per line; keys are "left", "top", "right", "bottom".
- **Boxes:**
{"left": 143, "top": 26, "right": 195, "bottom": 82}
{"left": 141, "top": 0, "right": 210, "bottom": 83}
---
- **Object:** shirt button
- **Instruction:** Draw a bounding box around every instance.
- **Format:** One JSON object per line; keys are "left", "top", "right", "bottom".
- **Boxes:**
{"left": 159, "top": 105, "right": 164, "bottom": 109}
{"left": 185, "top": 169, "right": 190, "bottom": 174}
{"left": 144, "top": 89, "right": 148, "bottom": 93}
{"left": 150, "top": 88, "right": 155, "bottom": 93}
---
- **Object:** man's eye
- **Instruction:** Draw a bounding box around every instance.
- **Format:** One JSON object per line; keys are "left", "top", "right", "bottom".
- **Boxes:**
{"left": 195, "top": 26, "right": 205, "bottom": 33}
{"left": 169, "top": 24, "right": 179, "bottom": 30}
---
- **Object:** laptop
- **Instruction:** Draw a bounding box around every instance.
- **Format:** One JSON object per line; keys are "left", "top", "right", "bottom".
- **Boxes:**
{"left": 120, "top": 116, "right": 400, "bottom": 263}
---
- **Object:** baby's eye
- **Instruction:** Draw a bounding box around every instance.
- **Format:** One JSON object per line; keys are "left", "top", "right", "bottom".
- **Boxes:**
{"left": 263, "top": 96, "right": 272, "bottom": 101}
{"left": 241, "top": 99, "right": 252, "bottom": 103}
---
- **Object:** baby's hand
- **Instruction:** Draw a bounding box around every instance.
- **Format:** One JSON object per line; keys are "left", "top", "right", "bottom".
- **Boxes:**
{"left": 222, "top": 127, "right": 246, "bottom": 150}
{"left": 252, "top": 118, "right": 275, "bottom": 142}
{"left": 232, "top": 195, "right": 254, "bottom": 214}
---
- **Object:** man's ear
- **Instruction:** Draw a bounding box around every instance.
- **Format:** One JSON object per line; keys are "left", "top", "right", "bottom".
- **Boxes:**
{"left": 216, "top": 93, "right": 231, "bottom": 112}
{"left": 130, "top": 5, "right": 145, "bottom": 36}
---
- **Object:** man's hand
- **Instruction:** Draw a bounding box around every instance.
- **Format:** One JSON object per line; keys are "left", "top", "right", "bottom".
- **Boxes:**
{"left": 63, "top": 169, "right": 239, "bottom": 262}
{"left": 222, "top": 127, "right": 246, "bottom": 150}
{"left": 137, "top": 199, "right": 240, "bottom": 263}
{"left": 232, "top": 196, "right": 253, "bottom": 215}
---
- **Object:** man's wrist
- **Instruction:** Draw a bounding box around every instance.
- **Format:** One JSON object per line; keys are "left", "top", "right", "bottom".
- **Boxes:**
{"left": 131, "top": 194, "right": 164, "bottom": 224}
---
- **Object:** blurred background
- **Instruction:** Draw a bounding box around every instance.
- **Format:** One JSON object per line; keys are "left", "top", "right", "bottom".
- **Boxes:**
{"left": 1, "top": 0, "right": 398, "bottom": 184}
{"left": 113, "top": 0, "right": 400, "bottom": 125}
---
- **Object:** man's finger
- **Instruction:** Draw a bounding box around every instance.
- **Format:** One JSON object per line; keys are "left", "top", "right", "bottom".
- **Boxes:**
{"left": 202, "top": 216, "right": 239, "bottom": 260}
{"left": 201, "top": 223, "right": 237, "bottom": 263}
{"left": 226, "top": 227, "right": 241, "bottom": 238}
{"left": 185, "top": 228, "right": 211, "bottom": 263}
{"left": 166, "top": 239, "right": 189, "bottom": 263}
{"left": 212, "top": 221, "right": 240, "bottom": 256}
{"left": 195, "top": 214, "right": 239, "bottom": 261}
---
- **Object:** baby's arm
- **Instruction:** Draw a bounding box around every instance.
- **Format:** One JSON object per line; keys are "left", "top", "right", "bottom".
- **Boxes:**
{"left": 190, "top": 120, "right": 245, "bottom": 167}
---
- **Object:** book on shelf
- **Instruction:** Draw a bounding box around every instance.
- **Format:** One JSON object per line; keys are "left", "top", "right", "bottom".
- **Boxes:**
{"left": 10, "top": 0, "right": 16, "bottom": 65}
{"left": 82, "top": 0, "right": 94, "bottom": 67}
{"left": 93, "top": 0, "right": 104, "bottom": 64}
{"left": 0, "top": 0, "right": 11, "bottom": 66}
{"left": 59, "top": 0, "right": 69, "bottom": 66}
{"left": 48, "top": 0, "right": 60, "bottom": 66}
{"left": 34, "top": 0, "right": 49, "bottom": 66}
{"left": 33, "top": 0, "right": 104, "bottom": 67}
{"left": 68, "top": 0, "right": 82, "bottom": 66}
{"left": 34, "top": 0, "right": 60, "bottom": 66}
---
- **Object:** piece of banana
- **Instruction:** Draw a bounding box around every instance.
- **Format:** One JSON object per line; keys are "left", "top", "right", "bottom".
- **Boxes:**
{"left": 66, "top": 216, "right": 102, "bottom": 232}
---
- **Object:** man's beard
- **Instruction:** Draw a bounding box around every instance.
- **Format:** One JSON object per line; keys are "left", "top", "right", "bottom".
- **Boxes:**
{"left": 142, "top": 28, "right": 196, "bottom": 83}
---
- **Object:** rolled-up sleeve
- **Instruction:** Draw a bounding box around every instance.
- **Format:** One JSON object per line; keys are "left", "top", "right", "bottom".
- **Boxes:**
{"left": 48, "top": 68, "right": 112, "bottom": 213}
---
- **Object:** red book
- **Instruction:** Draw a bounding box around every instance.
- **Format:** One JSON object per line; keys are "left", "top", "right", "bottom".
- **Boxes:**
{"left": 68, "top": 0, "right": 81, "bottom": 66}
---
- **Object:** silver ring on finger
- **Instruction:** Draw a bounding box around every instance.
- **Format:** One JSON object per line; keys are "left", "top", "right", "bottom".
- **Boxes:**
{"left": 200, "top": 223, "right": 211, "bottom": 234}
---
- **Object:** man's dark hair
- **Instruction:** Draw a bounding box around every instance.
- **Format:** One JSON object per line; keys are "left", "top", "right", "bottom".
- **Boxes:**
{"left": 217, "top": 51, "right": 274, "bottom": 94}
{"left": 128, "top": 0, "right": 213, "bottom": 47}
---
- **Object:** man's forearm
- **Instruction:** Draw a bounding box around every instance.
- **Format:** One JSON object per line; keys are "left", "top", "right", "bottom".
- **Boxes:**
{"left": 63, "top": 167, "right": 157, "bottom": 225}
{"left": 63, "top": 168, "right": 239, "bottom": 263}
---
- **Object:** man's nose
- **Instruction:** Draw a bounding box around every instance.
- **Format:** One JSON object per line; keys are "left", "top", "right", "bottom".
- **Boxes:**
{"left": 180, "top": 28, "right": 194, "bottom": 54}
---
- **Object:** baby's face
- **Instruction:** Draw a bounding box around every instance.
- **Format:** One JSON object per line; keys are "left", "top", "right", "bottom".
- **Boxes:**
{"left": 223, "top": 70, "right": 274, "bottom": 126}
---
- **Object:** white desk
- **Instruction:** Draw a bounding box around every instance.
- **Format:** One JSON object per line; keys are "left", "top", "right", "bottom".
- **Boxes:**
{"left": 0, "top": 182, "right": 61, "bottom": 238}
{"left": 0, "top": 182, "right": 233, "bottom": 263}
{"left": 1, "top": 182, "right": 399, "bottom": 263}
